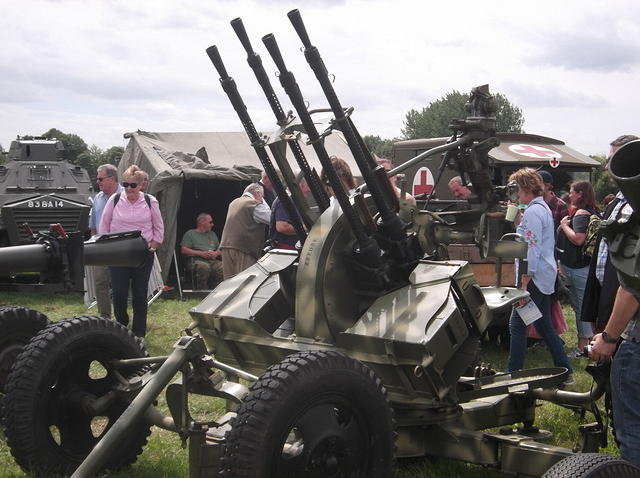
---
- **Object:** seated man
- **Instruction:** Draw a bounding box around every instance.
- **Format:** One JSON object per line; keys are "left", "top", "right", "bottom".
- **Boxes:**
{"left": 181, "top": 213, "right": 223, "bottom": 290}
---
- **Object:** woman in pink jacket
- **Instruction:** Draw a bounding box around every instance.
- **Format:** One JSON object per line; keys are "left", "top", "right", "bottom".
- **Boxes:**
{"left": 99, "top": 165, "right": 164, "bottom": 338}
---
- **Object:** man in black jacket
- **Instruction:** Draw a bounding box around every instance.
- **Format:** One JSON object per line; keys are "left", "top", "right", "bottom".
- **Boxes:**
{"left": 582, "top": 134, "right": 639, "bottom": 331}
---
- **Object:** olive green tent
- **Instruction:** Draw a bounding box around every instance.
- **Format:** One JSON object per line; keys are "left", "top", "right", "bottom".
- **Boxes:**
{"left": 118, "top": 130, "right": 357, "bottom": 282}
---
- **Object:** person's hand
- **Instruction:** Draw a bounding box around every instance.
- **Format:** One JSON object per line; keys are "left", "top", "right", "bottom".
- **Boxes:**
{"left": 560, "top": 216, "right": 570, "bottom": 228}
{"left": 148, "top": 240, "right": 160, "bottom": 251}
{"left": 589, "top": 333, "right": 617, "bottom": 362}
{"left": 516, "top": 275, "right": 531, "bottom": 307}
{"left": 202, "top": 250, "right": 215, "bottom": 260}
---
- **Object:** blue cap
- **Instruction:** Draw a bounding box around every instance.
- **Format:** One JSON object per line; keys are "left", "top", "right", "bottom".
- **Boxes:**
{"left": 538, "top": 170, "right": 553, "bottom": 185}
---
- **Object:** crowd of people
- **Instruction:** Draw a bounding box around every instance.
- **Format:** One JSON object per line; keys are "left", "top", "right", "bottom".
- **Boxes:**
{"left": 500, "top": 134, "right": 640, "bottom": 467}
{"left": 89, "top": 137, "right": 640, "bottom": 466}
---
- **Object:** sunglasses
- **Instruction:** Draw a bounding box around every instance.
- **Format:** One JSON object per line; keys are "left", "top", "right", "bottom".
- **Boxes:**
{"left": 122, "top": 182, "right": 139, "bottom": 188}
{"left": 96, "top": 176, "right": 110, "bottom": 182}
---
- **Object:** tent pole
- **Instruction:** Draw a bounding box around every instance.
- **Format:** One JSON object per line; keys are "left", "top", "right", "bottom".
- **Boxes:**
{"left": 173, "top": 249, "right": 184, "bottom": 300}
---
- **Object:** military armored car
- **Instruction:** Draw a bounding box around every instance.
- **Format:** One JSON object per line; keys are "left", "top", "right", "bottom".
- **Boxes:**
{"left": 0, "top": 137, "right": 92, "bottom": 247}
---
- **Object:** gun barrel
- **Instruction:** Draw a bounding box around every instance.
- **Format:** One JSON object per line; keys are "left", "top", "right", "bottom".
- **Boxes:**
{"left": 84, "top": 233, "right": 148, "bottom": 268}
{"left": 261, "top": 32, "right": 371, "bottom": 249}
{"left": 287, "top": 10, "right": 404, "bottom": 241}
{"left": 231, "top": 17, "right": 330, "bottom": 212}
{"left": 608, "top": 139, "right": 640, "bottom": 215}
{"left": 206, "top": 44, "right": 308, "bottom": 246}
{"left": 0, "top": 244, "right": 51, "bottom": 272}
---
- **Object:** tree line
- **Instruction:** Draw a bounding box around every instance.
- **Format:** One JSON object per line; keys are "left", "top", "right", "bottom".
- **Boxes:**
{"left": 0, "top": 90, "right": 615, "bottom": 201}
{"left": 362, "top": 89, "right": 525, "bottom": 158}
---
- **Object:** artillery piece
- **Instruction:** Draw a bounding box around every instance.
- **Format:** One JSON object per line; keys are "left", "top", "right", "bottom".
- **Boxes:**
{"left": 2, "top": 9, "right": 639, "bottom": 478}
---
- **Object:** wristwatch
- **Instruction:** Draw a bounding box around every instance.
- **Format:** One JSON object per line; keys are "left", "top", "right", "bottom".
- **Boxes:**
{"left": 601, "top": 331, "right": 619, "bottom": 344}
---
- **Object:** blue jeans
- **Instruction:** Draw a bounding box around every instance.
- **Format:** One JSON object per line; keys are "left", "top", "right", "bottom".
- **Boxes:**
{"left": 508, "top": 281, "right": 572, "bottom": 373}
{"left": 611, "top": 339, "right": 640, "bottom": 467}
{"left": 562, "top": 264, "right": 593, "bottom": 339}
{"left": 109, "top": 251, "right": 154, "bottom": 337}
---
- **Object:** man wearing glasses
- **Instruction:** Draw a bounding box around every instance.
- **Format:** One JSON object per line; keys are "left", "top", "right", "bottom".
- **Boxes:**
{"left": 180, "top": 213, "right": 223, "bottom": 290}
{"left": 88, "top": 164, "right": 122, "bottom": 319}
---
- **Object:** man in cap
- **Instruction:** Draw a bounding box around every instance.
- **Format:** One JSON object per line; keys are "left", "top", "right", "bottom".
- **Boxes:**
{"left": 538, "top": 170, "right": 568, "bottom": 230}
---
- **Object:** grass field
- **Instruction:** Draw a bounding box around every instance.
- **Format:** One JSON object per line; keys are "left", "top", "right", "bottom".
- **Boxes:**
{"left": 0, "top": 290, "right": 620, "bottom": 477}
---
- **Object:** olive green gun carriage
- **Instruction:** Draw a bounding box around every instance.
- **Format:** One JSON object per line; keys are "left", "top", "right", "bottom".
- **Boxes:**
{"left": 3, "top": 9, "right": 640, "bottom": 478}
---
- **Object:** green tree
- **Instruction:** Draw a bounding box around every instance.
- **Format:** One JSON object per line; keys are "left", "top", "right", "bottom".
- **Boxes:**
{"left": 76, "top": 144, "right": 103, "bottom": 178}
{"left": 590, "top": 155, "right": 618, "bottom": 203}
{"left": 401, "top": 90, "right": 524, "bottom": 139}
{"left": 363, "top": 135, "right": 396, "bottom": 158}
{"left": 102, "top": 146, "right": 124, "bottom": 165}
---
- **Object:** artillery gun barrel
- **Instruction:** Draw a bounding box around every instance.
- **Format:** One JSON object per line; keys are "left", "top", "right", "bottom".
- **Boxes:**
{"left": 84, "top": 233, "right": 148, "bottom": 268}
{"left": 608, "top": 139, "right": 640, "bottom": 215}
{"left": 230, "top": 17, "right": 330, "bottom": 213}
{"left": 0, "top": 243, "right": 51, "bottom": 272}
{"left": 0, "top": 232, "right": 148, "bottom": 274}
{"left": 205, "top": 45, "right": 308, "bottom": 246}
{"left": 261, "top": 32, "right": 374, "bottom": 254}
{"left": 287, "top": 9, "right": 404, "bottom": 241}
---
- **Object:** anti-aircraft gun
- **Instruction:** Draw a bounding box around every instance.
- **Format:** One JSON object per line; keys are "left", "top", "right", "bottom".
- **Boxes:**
{"left": 2, "top": 10, "right": 638, "bottom": 478}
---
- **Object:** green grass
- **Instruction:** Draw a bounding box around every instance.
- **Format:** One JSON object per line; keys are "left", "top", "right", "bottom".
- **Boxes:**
{"left": 0, "top": 292, "right": 619, "bottom": 477}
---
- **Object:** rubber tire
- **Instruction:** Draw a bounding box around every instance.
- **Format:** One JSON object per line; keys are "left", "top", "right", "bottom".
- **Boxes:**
{"left": 0, "top": 305, "right": 49, "bottom": 392}
{"left": 221, "top": 350, "right": 396, "bottom": 478}
{"left": 542, "top": 453, "right": 640, "bottom": 478}
{"left": 4, "top": 315, "right": 151, "bottom": 476}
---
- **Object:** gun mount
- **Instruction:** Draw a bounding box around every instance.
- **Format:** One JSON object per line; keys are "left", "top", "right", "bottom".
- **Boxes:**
{"left": 2, "top": 10, "right": 634, "bottom": 478}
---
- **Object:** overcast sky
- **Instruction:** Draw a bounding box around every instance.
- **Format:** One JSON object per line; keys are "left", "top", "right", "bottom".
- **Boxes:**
{"left": 1, "top": 0, "right": 639, "bottom": 157}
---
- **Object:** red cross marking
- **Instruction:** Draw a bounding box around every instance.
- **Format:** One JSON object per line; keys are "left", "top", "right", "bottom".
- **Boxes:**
{"left": 549, "top": 157, "right": 560, "bottom": 168}
{"left": 513, "top": 145, "right": 557, "bottom": 157}
{"left": 413, "top": 169, "right": 434, "bottom": 195}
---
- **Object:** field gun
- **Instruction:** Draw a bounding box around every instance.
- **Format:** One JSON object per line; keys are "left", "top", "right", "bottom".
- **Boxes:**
{"left": 2, "top": 9, "right": 638, "bottom": 478}
{"left": 0, "top": 224, "right": 148, "bottom": 292}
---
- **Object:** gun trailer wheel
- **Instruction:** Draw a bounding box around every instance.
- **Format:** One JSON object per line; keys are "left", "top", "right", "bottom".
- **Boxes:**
{"left": 4, "top": 315, "right": 151, "bottom": 476}
{"left": 221, "top": 350, "right": 396, "bottom": 478}
{"left": 0, "top": 305, "right": 49, "bottom": 392}
{"left": 542, "top": 453, "right": 640, "bottom": 478}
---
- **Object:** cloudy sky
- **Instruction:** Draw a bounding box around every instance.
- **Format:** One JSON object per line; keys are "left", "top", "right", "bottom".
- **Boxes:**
{"left": 1, "top": 0, "right": 639, "bottom": 157}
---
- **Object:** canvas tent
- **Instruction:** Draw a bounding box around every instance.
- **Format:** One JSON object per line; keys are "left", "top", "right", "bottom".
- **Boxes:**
{"left": 117, "top": 130, "right": 357, "bottom": 282}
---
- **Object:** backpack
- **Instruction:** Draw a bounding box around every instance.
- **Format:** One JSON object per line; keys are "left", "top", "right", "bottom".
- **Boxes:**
{"left": 113, "top": 192, "right": 151, "bottom": 208}
{"left": 581, "top": 212, "right": 602, "bottom": 260}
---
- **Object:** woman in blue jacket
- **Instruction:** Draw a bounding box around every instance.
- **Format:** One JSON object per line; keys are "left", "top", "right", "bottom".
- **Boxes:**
{"left": 507, "top": 168, "right": 573, "bottom": 381}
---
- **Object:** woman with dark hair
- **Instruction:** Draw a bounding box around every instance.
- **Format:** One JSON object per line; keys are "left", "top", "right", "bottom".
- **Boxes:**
{"left": 507, "top": 168, "right": 572, "bottom": 380}
{"left": 557, "top": 180, "right": 598, "bottom": 354}
{"left": 320, "top": 156, "right": 356, "bottom": 196}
